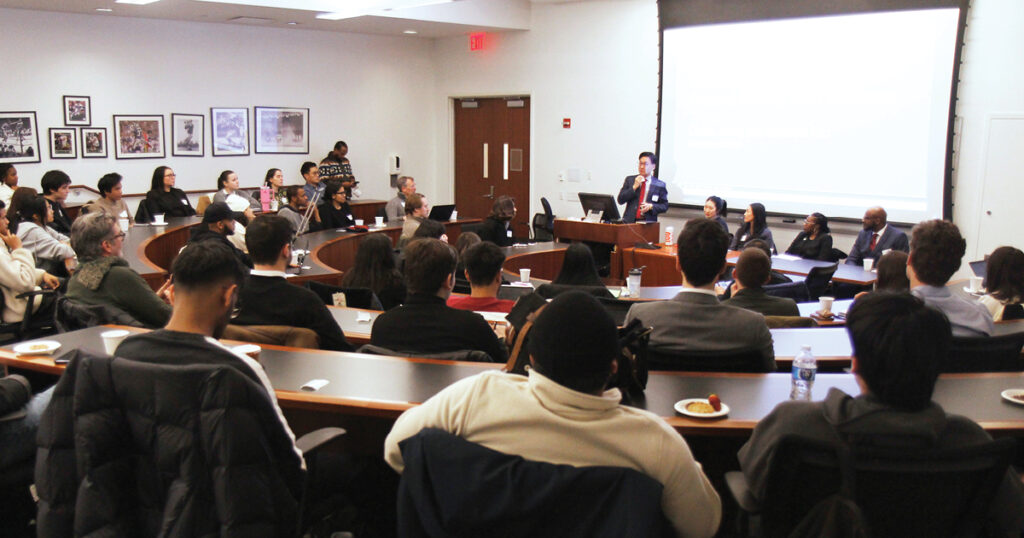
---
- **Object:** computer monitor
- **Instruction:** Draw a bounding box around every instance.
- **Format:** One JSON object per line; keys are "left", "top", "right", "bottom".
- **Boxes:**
{"left": 577, "top": 192, "right": 621, "bottom": 222}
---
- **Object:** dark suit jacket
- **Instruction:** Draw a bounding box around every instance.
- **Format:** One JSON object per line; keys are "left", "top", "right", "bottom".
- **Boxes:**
{"left": 845, "top": 226, "right": 909, "bottom": 265}
{"left": 722, "top": 288, "right": 800, "bottom": 317}
{"left": 617, "top": 176, "right": 668, "bottom": 223}
{"left": 233, "top": 274, "right": 353, "bottom": 352}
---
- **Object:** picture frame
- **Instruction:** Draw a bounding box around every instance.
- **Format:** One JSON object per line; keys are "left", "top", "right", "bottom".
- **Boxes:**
{"left": 48, "top": 128, "right": 77, "bottom": 159}
{"left": 0, "top": 112, "right": 41, "bottom": 164}
{"left": 113, "top": 114, "right": 165, "bottom": 159}
{"left": 81, "top": 127, "right": 108, "bottom": 158}
{"left": 254, "top": 106, "right": 310, "bottom": 154}
{"left": 171, "top": 113, "right": 205, "bottom": 157}
{"left": 63, "top": 95, "right": 91, "bottom": 126}
{"left": 210, "top": 107, "right": 249, "bottom": 156}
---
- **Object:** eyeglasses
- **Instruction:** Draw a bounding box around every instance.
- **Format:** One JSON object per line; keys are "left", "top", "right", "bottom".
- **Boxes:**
{"left": 165, "top": 173, "right": 177, "bottom": 178}
{"left": 106, "top": 232, "right": 126, "bottom": 242}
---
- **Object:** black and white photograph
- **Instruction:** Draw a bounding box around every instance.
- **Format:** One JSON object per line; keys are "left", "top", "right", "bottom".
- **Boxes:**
{"left": 211, "top": 107, "right": 249, "bottom": 156}
{"left": 0, "top": 112, "right": 41, "bottom": 164}
{"left": 48, "top": 128, "right": 77, "bottom": 159}
{"left": 81, "top": 127, "right": 108, "bottom": 158}
{"left": 172, "top": 113, "right": 204, "bottom": 157}
{"left": 255, "top": 106, "right": 309, "bottom": 154}
{"left": 113, "top": 114, "right": 165, "bottom": 159}
{"left": 63, "top": 95, "right": 91, "bottom": 126}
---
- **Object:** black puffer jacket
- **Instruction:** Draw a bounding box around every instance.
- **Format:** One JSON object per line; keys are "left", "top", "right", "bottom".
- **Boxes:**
{"left": 36, "top": 349, "right": 305, "bottom": 537}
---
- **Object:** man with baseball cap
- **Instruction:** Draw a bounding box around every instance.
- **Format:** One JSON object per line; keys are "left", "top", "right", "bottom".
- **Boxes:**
{"left": 188, "top": 201, "right": 252, "bottom": 268}
{"left": 384, "top": 291, "right": 721, "bottom": 537}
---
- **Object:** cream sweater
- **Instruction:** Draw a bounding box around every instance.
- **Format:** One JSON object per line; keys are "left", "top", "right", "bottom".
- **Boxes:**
{"left": 0, "top": 245, "right": 45, "bottom": 323}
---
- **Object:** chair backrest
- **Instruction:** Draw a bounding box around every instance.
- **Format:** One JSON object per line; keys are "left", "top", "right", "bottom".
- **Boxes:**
{"left": 305, "top": 281, "right": 383, "bottom": 310}
{"left": 532, "top": 213, "right": 554, "bottom": 241}
{"left": 760, "top": 435, "right": 1016, "bottom": 538}
{"left": 803, "top": 263, "right": 838, "bottom": 300}
{"left": 541, "top": 197, "right": 555, "bottom": 232}
{"left": 763, "top": 280, "right": 811, "bottom": 303}
{"left": 497, "top": 284, "right": 538, "bottom": 301}
{"left": 195, "top": 195, "right": 212, "bottom": 216}
{"left": 222, "top": 324, "right": 320, "bottom": 349}
{"left": 53, "top": 296, "right": 144, "bottom": 333}
{"left": 941, "top": 332, "right": 1024, "bottom": 372}
{"left": 647, "top": 347, "right": 772, "bottom": 372}
{"left": 357, "top": 344, "right": 495, "bottom": 362}
{"left": 535, "top": 283, "right": 614, "bottom": 300}
{"left": 596, "top": 297, "right": 634, "bottom": 326}
{"left": 133, "top": 198, "right": 154, "bottom": 224}
{"left": 397, "top": 428, "right": 670, "bottom": 537}
{"left": 764, "top": 315, "right": 815, "bottom": 329}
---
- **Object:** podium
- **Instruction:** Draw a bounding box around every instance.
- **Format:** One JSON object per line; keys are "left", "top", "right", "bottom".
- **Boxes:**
{"left": 553, "top": 219, "right": 660, "bottom": 282}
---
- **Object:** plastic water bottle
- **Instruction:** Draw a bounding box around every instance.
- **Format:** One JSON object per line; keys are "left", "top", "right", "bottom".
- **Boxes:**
{"left": 790, "top": 345, "right": 816, "bottom": 400}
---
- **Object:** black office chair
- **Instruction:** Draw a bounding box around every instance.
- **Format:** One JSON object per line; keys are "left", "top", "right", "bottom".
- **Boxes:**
{"left": 596, "top": 297, "right": 634, "bottom": 326}
{"left": 531, "top": 197, "right": 556, "bottom": 241}
{"left": 53, "top": 295, "right": 144, "bottom": 333}
{"left": 803, "top": 263, "right": 838, "bottom": 300}
{"left": 725, "top": 435, "right": 1016, "bottom": 538}
{"left": 535, "top": 283, "right": 614, "bottom": 300}
{"left": 828, "top": 248, "right": 848, "bottom": 262}
{"left": 941, "top": 331, "right": 1024, "bottom": 372}
{"left": 763, "top": 281, "right": 811, "bottom": 303}
{"left": 0, "top": 289, "right": 57, "bottom": 344}
{"left": 461, "top": 222, "right": 484, "bottom": 237}
{"left": 305, "top": 281, "right": 383, "bottom": 310}
{"left": 647, "top": 348, "right": 774, "bottom": 373}
{"left": 357, "top": 344, "right": 495, "bottom": 363}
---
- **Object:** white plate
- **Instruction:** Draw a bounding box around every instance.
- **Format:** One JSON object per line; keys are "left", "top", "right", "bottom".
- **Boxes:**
{"left": 962, "top": 286, "right": 984, "bottom": 296}
{"left": 13, "top": 340, "right": 61, "bottom": 356}
{"left": 1000, "top": 389, "right": 1024, "bottom": 406}
{"left": 674, "top": 398, "right": 730, "bottom": 418}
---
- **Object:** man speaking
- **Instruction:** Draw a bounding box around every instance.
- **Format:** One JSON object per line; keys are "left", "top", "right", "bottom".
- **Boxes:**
{"left": 617, "top": 151, "right": 668, "bottom": 223}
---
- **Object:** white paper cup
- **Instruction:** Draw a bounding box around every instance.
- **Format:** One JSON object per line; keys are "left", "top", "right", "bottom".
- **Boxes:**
{"left": 969, "top": 276, "right": 983, "bottom": 293}
{"left": 375, "top": 216, "right": 384, "bottom": 227}
{"left": 355, "top": 219, "right": 364, "bottom": 226}
{"left": 520, "top": 268, "right": 531, "bottom": 283}
{"left": 627, "top": 274, "right": 641, "bottom": 296}
{"left": 819, "top": 296, "right": 835, "bottom": 315}
{"left": 863, "top": 258, "right": 874, "bottom": 272}
{"left": 152, "top": 214, "right": 165, "bottom": 225}
{"left": 233, "top": 344, "right": 261, "bottom": 361}
{"left": 101, "top": 329, "right": 130, "bottom": 355}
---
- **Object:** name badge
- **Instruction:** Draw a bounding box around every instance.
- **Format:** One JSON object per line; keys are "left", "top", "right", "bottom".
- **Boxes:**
{"left": 651, "top": 195, "right": 659, "bottom": 202}
{"left": 346, "top": 214, "right": 353, "bottom": 221}
{"left": 180, "top": 198, "right": 188, "bottom": 206}
{"left": 506, "top": 230, "right": 513, "bottom": 238}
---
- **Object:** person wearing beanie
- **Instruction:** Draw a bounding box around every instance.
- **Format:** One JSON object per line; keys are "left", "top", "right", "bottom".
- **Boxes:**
{"left": 187, "top": 201, "right": 252, "bottom": 269}
{"left": 384, "top": 291, "right": 722, "bottom": 538}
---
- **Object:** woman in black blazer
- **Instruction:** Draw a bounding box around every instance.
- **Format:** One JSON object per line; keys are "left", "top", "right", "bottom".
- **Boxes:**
{"left": 730, "top": 203, "right": 776, "bottom": 253}
{"left": 477, "top": 195, "right": 516, "bottom": 247}
{"left": 786, "top": 212, "right": 834, "bottom": 261}
{"left": 144, "top": 166, "right": 196, "bottom": 219}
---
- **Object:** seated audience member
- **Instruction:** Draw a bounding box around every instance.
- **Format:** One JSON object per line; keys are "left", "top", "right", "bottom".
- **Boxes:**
{"left": 874, "top": 250, "right": 911, "bottom": 292}
{"left": 730, "top": 203, "right": 776, "bottom": 253}
{"left": 538, "top": 242, "right": 613, "bottom": 298}
{"left": 738, "top": 293, "right": 1024, "bottom": 534}
{"left": 412, "top": 218, "right": 447, "bottom": 243}
{"left": 785, "top": 212, "right": 834, "bottom": 261}
{"left": 12, "top": 194, "right": 75, "bottom": 270}
{"left": 40, "top": 170, "right": 73, "bottom": 234}
{"left": 340, "top": 233, "right": 406, "bottom": 310}
{"left": 278, "top": 185, "right": 321, "bottom": 235}
{"left": 384, "top": 291, "right": 722, "bottom": 537}
{"left": 212, "top": 169, "right": 260, "bottom": 211}
{"left": 0, "top": 164, "right": 17, "bottom": 207}
{"left": 264, "top": 168, "right": 287, "bottom": 209}
{"left": 477, "top": 195, "right": 516, "bottom": 247}
{"left": 318, "top": 181, "right": 355, "bottom": 229}
{"left": 7, "top": 187, "right": 37, "bottom": 226}
{"left": 723, "top": 248, "right": 799, "bottom": 316}
{"left": 385, "top": 176, "right": 416, "bottom": 223}
{"left": 81, "top": 173, "right": 133, "bottom": 226}
{"left": 447, "top": 242, "right": 515, "bottom": 313}
{"left": 979, "top": 246, "right": 1024, "bottom": 322}
{"left": 625, "top": 219, "right": 774, "bottom": 369}
{"left": 398, "top": 193, "right": 429, "bottom": 247}
{"left": 303, "top": 160, "right": 326, "bottom": 203}
{"left": 745, "top": 239, "right": 792, "bottom": 285}
{"left": 704, "top": 195, "right": 728, "bottom": 234}
{"left": 454, "top": 232, "right": 482, "bottom": 290}
{"left": 67, "top": 213, "right": 171, "bottom": 327}
{"left": 233, "top": 215, "right": 353, "bottom": 352}
{"left": 371, "top": 238, "right": 506, "bottom": 361}
{"left": 145, "top": 165, "right": 195, "bottom": 218}
{"left": 845, "top": 206, "right": 909, "bottom": 266}
{"left": 908, "top": 220, "right": 993, "bottom": 336}
{"left": 188, "top": 202, "right": 253, "bottom": 269}
{"left": 0, "top": 201, "right": 59, "bottom": 324}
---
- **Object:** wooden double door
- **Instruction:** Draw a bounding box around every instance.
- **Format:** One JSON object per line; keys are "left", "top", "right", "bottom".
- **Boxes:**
{"left": 454, "top": 97, "right": 531, "bottom": 237}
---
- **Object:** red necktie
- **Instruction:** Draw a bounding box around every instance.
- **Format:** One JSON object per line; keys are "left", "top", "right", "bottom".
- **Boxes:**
{"left": 636, "top": 179, "right": 646, "bottom": 220}
{"left": 869, "top": 233, "right": 879, "bottom": 251}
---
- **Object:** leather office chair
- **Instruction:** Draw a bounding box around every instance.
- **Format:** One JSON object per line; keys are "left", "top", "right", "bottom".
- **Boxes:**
{"left": 52, "top": 295, "right": 144, "bottom": 333}
{"left": 941, "top": 332, "right": 1024, "bottom": 372}
{"left": 725, "top": 435, "right": 1016, "bottom": 538}
{"left": 535, "top": 283, "right": 614, "bottom": 300}
{"left": 803, "top": 263, "right": 838, "bottom": 300}
{"left": 647, "top": 348, "right": 773, "bottom": 373}
{"left": 531, "top": 197, "right": 556, "bottom": 241}
{"left": 357, "top": 344, "right": 494, "bottom": 363}
{"left": 0, "top": 288, "right": 56, "bottom": 344}
{"left": 763, "top": 281, "right": 811, "bottom": 303}
{"left": 596, "top": 296, "right": 634, "bottom": 326}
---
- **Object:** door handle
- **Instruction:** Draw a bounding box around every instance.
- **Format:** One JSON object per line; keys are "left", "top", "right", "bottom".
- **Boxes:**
{"left": 482, "top": 186, "right": 495, "bottom": 199}
{"left": 482, "top": 143, "right": 488, "bottom": 179}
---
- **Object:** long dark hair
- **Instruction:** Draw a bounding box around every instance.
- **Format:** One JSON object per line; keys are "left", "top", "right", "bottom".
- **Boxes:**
{"left": 810, "top": 212, "right": 830, "bottom": 234}
{"left": 706, "top": 196, "right": 727, "bottom": 217}
{"left": 341, "top": 233, "right": 403, "bottom": 294}
{"left": 553, "top": 242, "right": 605, "bottom": 286}
{"left": 264, "top": 168, "right": 281, "bottom": 188}
{"left": 985, "top": 246, "right": 1024, "bottom": 303}
{"left": 217, "top": 170, "right": 234, "bottom": 191}
{"left": 12, "top": 194, "right": 48, "bottom": 234}
{"left": 151, "top": 166, "right": 171, "bottom": 192}
{"left": 744, "top": 203, "right": 768, "bottom": 237}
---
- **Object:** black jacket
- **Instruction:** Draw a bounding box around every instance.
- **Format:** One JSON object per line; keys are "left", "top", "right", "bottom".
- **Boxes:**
{"left": 371, "top": 293, "right": 507, "bottom": 362}
{"left": 234, "top": 274, "right": 354, "bottom": 352}
{"left": 477, "top": 216, "right": 514, "bottom": 247}
{"left": 145, "top": 188, "right": 197, "bottom": 218}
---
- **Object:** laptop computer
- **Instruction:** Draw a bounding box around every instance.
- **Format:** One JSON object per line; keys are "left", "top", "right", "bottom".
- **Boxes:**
{"left": 428, "top": 204, "right": 456, "bottom": 221}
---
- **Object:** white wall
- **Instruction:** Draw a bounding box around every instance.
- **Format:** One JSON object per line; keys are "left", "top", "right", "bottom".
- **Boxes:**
{"left": 0, "top": 7, "right": 437, "bottom": 206}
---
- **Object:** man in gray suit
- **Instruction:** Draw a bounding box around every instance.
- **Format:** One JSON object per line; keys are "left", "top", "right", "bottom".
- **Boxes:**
{"left": 624, "top": 219, "right": 775, "bottom": 370}
{"left": 723, "top": 248, "right": 800, "bottom": 317}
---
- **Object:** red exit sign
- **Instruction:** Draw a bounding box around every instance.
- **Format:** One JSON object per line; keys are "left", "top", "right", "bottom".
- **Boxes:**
{"left": 470, "top": 32, "right": 485, "bottom": 51}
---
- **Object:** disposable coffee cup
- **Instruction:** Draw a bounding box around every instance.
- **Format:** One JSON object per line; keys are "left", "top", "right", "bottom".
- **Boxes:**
{"left": 374, "top": 216, "right": 384, "bottom": 227}
{"left": 233, "top": 344, "right": 261, "bottom": 362}
{"left": 152, "top": 214, "right": 165, "bottom": 225}
{"left": 969, "top": 276, "right": 983, "bottom": 293}
{"left": 519, "top": 268, "right": 531, "bottom": 283}
{"left": 355, "top": 219, "right": 364, "bottom": 226}
{"left": 863, "top": 258, "right": 874, "bottom": 272}
{"left": 819, "top": 296, "right": 835, "bottom": 315}
{"left": 627, "top": 273, "right": 642, "bottom": 296}
{"left": 101, "top": 329, "right": 130, "bottom": 355}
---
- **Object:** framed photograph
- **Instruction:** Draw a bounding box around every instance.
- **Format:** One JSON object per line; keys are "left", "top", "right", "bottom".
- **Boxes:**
{"left": 81, "top": 127, "right": 108, "bottom": 158}
{"left": 255, "top": 106, "right": 309, "bottom": 154}
{"left": 211, "top": 107, "right": 249, "bottom": 156}
{"left": 113, "top": 114, "right": 165, "bottom": 159}
{"left": 171, "top": 113, "right": 204, "bottom": 157}
{"left": 63, "top": 95, "right": 91, "bottom": 126}
{"left": 48, "top": 128, "right": 77, "bottom": 159}
{"left": 0, "top": 112, "right": 41, "bottom": 164}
